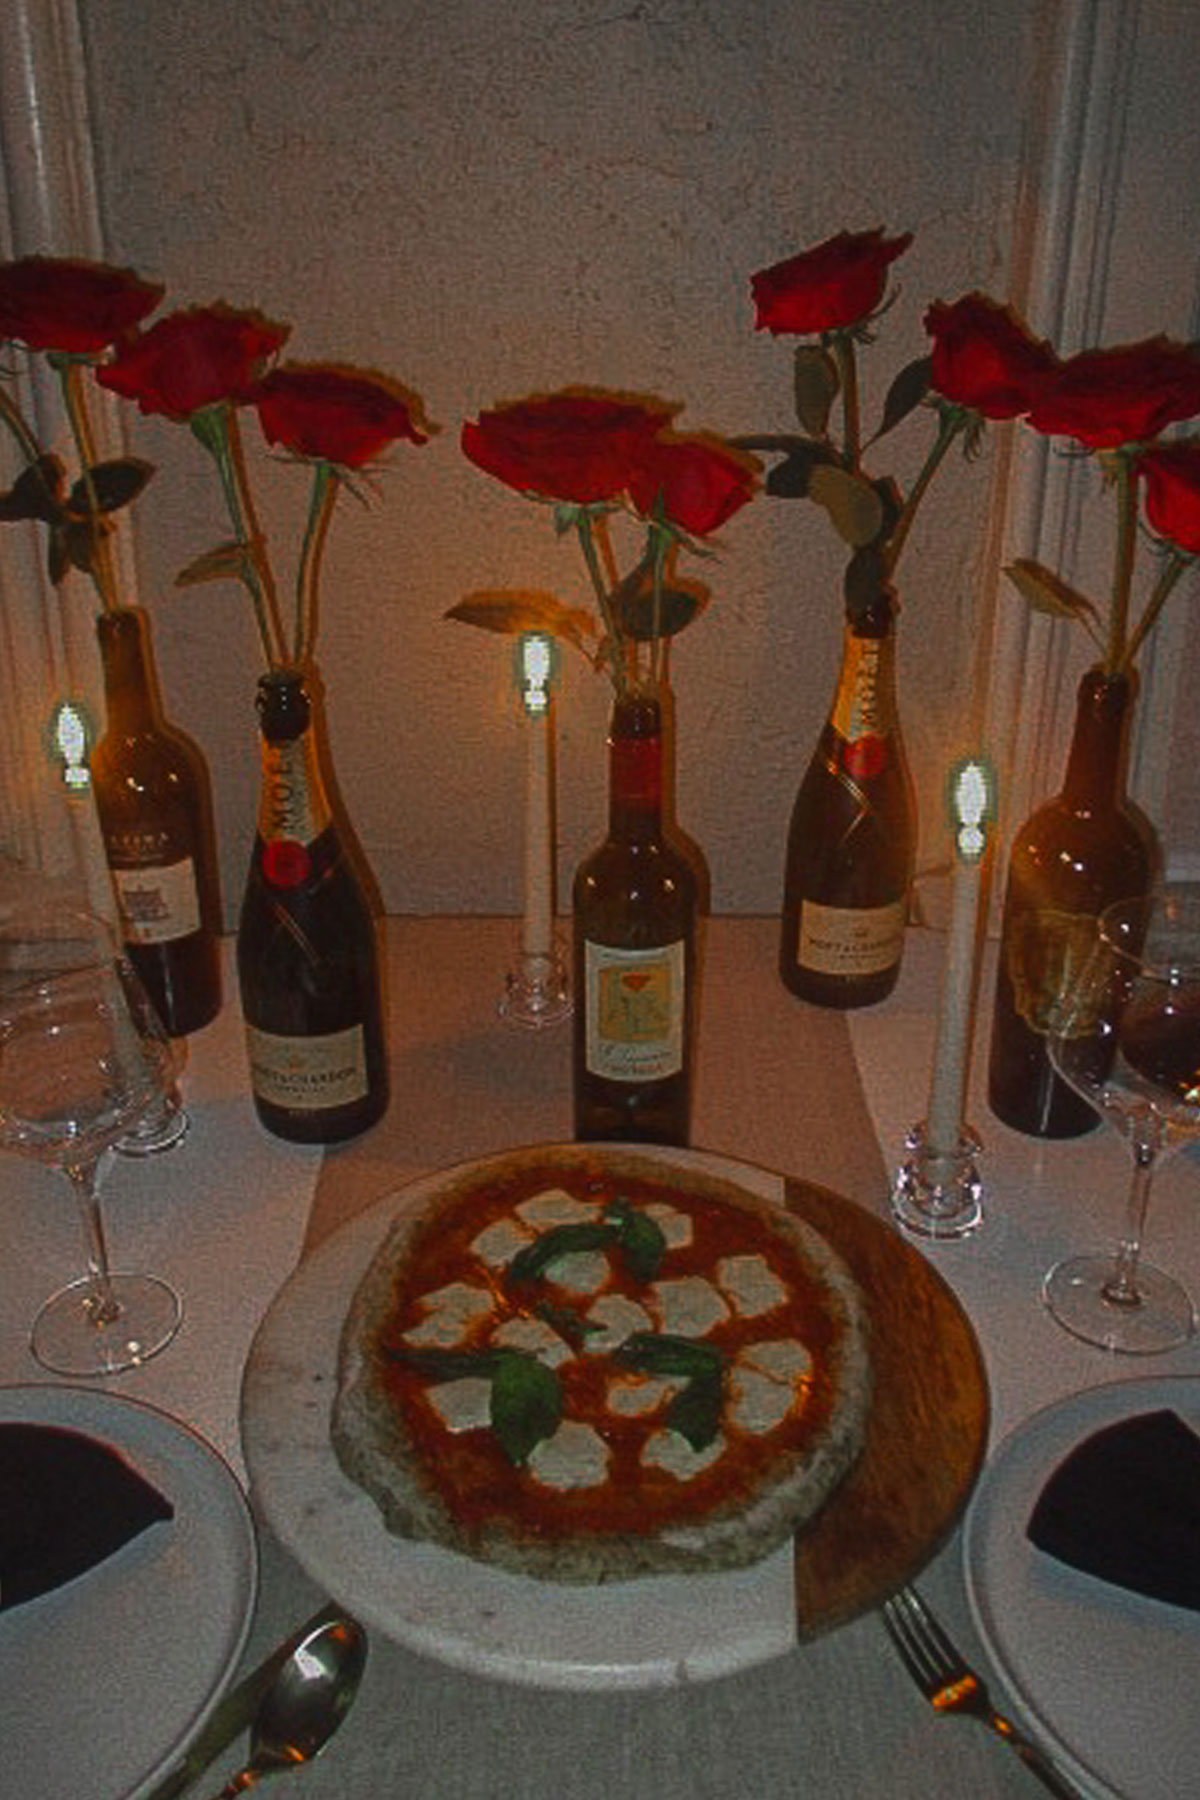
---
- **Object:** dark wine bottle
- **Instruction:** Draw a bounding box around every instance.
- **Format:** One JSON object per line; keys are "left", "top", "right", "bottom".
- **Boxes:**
{"left": 572, "top": 688, "right": 697, "bottom": 1145}
{"left": 237, "top": 670, "right": 388, "bottom": 1144}
{"left": 779, "top": 595, "right": 915, "bottom": 1008}
{"left": 987, "top": 668, "right": 1153, "bottom": 1138}
{"left": 90, "top": 606, "right": 222, "bottom": 1036}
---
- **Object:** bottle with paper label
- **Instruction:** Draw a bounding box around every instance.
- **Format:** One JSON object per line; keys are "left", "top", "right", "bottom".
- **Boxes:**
{"left": 779, "top": 594, "right": 915, "bottom": 1008}
{"left": 91, "top": 606, "right": 222, "bottom": 1036}
{"left": 237, "top": 669, "right": 388, "bottom": 1143}
{"left": 572, "top": 688, "right": 697, "bottom": 1144}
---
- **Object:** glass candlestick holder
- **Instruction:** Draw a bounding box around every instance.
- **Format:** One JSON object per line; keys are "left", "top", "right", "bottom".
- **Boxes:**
{"left": 498, "top": 941, "right": 571, "bottom": 1029}
{"left": 890, "top": 1119, "right": 984, "bottom": 1239}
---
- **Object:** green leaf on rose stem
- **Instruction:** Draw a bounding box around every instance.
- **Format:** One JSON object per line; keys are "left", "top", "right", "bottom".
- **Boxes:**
{"left": 793, "top": 344, "right": 841, "bottom": 437}
{"left": 176, "top": 541, "right": 260, "bottom": 588}
{"left": 871, "top": 475, "right": 904, "bottom": 543}
{"left": 0, "top": 454, "right": 66, "bottom": 524}
{"left": 68, "top": 457, "right": 154, "bottom": 517}
{"left": 1004, "top": 558, "right": 1101, "bottom": 628}
{"left": 876, "top": 355, "right": 932, "bottom": 440}
{"left": 48, "top": 523, "right": 70, "bottom": 586}
{"left": 808, "top": 463, "right": 885, "bottom": 548}
{"left": 445, "top": 589, "right": 596, "bottom": 656}
{"left": 489, "top": 1350, "right": 563, "bottom": 1465}
{"left": 63, "top": 515, "right": 111, "bottom": 580}
{"left": 844, "top": 543, "right": 891, "bottom": 623}
{"left": 613, "top": 578, "right": 707, "bottom": 642}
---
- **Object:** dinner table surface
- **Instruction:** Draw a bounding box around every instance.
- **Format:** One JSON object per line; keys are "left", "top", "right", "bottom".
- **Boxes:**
{"left": 3, "top": 912, "right": 1198, "bottom": 1800}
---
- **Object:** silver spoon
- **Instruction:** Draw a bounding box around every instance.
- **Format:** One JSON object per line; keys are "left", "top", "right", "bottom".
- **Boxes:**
{"left": 208, "top": 1616, "right": 368, "bottom": 1797}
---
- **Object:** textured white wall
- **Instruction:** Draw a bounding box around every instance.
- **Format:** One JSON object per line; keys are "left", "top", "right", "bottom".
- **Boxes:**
{"left": 65, "top": 0, "right": 1190, "bottom": 922}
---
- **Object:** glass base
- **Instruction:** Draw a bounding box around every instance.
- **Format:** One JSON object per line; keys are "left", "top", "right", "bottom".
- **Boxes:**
{"left": 1043, "top": 1254, "right": 1196, "bottom": 1354}
{"left": 890, "top": 1121, "right": 984, "bottom": 1240}
{"left": 31, "top": 1273, "right": 182, "bottom": 1376}
{"left": 498, "top": 948, "right": 572, "bottom": 1029}
{"left": 115, "top": 1087, "right": 189, "bottom": 1157}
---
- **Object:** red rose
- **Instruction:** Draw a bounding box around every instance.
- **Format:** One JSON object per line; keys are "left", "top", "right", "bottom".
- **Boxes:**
{"left": 628, "top": 432, "right": 758, "bottom": 536}
{"left": 0, "top": 255, "right": 162, "bottom": 354}
{"left": 1138, "top": 439, "right": 1200, "bottom": 555}
{"left": 750, "top": 228, "right": 913, "bottom": 336}
{"left": 255, "top": 364, "right": 429, "bottom": 467}
{"left": 924, "top": 292, "right": 1057, "bottom": 419}
{"left": 462, "top": 390, "right": 675, "bottom": 505}
{"left": 98, "top": 304, "right": 289, "bottom": 420}
{"left": 1026, "top": 336, "right": 1200, "bottom": 449}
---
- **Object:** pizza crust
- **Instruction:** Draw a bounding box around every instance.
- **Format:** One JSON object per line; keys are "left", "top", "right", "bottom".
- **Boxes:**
{"left": 332, "top": 1147, "right": 871, "bottom": 1583}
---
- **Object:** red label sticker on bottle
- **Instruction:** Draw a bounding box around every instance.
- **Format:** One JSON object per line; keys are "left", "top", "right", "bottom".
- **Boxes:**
{"left": 843, "top": 734, "right": 887, "bottom": 780}
{"left": 263, "top": 840, "right": 311, "bottom": 888}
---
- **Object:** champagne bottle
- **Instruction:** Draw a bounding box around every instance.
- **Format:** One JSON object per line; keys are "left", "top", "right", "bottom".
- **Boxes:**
{"left": 572, "top": 689, "right": 697, "bottom": 1145}
{"left": 237, "top": 670, "right": 388, "bottom": 1143}
{"left": 988, "top": 668, "right": 1153, "bottom": 1137}
{"left": 779, "top": 595, "right": 915, "bottom": 1008}
{"left": 90, "top": 606, "right": 222, "bottom": 1036}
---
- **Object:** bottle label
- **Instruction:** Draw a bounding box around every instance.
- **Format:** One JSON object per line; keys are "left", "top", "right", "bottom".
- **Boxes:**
{"left": 1004, "top": 906, "right": 1099, "bottom": 1037}
{"left": 245, "top": 1022, "right": 369, "bottom": 1112}
{"left": 584, "top": 940, "right": 685, "bottom": 1082}
{"left": 259, "top": 737, "right": 329, "bottom": 848}
{"left": 832, "top": 635, "right": 883, "bottom": 738}
{"left": 112, "top": 857, "right": 201, "bottom": 944}
{"left": 797, "top": 898, "right": 907, "bottom": 978}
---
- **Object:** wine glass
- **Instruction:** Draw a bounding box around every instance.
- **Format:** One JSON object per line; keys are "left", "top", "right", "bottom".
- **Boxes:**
{"left": 1044, "top": 882, "right": 1200, "bottom": 1353}
{"left": 0, "top": 904, "right": 183, "bottom": 1375}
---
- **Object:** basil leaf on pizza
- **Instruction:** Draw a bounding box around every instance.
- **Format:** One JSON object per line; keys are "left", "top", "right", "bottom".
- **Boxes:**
{"left": 333, "top": 1150, "right": 872, "bottom": 1583}
{"left": 489, "top": 1351, "right": 563, "bottom": 1466}
{"left": 615, "top": 1332, "right": 725, "bottom": 1451}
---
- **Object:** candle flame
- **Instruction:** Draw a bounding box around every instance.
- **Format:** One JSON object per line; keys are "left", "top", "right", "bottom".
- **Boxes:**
{"left": 518, "top": 632, "right": 554, "bottom": 716}
{"left": 952, "top": 759, "right": 990, "bottom": 862}
{"left": 52, "top": 702, "right": 92, "bottom": 791}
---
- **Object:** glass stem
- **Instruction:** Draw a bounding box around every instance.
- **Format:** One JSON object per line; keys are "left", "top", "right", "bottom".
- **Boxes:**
{"left": 1104, "top": 1134, "right": 1156, "bottom": 1309}
{"left": 65, "top": 1159, "right": 121, "bottom": 1326}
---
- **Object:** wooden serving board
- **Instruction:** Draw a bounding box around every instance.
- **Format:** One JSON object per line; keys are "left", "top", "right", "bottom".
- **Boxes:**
{"left": 784, "top": 1174, "right": 990, "bottom": 1637}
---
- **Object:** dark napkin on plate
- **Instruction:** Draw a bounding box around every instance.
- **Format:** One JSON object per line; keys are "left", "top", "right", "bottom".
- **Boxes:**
{"left": 1027, "top": 1408, "right": 1200, "bottom": 1611}
{"left": 0, "top": 1422, "right": 174, "bottom": 1612}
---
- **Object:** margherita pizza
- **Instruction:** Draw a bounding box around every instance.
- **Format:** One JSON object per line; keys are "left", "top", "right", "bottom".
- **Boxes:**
{"left": 332, "top": 1147, "right": 871, "bottom": 1582}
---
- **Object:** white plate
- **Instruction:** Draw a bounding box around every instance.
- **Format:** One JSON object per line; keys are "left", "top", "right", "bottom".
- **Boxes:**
{"left": 241, "top": 1148, "right": 803, "bottom": 1691}
{"left": 963, "top": 1375, "right": 1200, "bottom": 1800}
{"left": 0, "top": 1384, "right": 258, "bottom": 1800}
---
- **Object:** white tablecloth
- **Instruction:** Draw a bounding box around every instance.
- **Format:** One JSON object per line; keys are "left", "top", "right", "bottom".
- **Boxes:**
{"left": 1, "top": 918, "right": 1196, "bottom": 1799}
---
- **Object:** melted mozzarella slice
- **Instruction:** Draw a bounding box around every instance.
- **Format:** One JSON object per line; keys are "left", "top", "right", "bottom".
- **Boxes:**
{"left": 606, "top": 1373, "right": 684, "bottom": 1417}
{"left": 490, "top": 1315, "right": 574, "bottom": 1367}
{"left": 516, "top": 1188, "right": 599, "bottom": 1229}
{"left": 545, "top": 1249, "right": 610, "bottom": 1295}
{"left": 470, "top": 1216, "right": 532, "bottom": 1268}
{"left": 727, "top": 1367, "right": 795, "bottom": 1435}
{"left": 741, "top": 1337, "right": 813, "bottom": 1385}
{"left": 716, "top": 1253, "right": 788, "bottom": 1318}
{"left": 403, "top": 1281, "right": 496, "bottom": 1347}
{"left": 583, "top": 1293, "right": 652, "bottom": 1352}
{"left": 645, "top": 1201, "right": 692, "bottom": 1249}
{"left": 528, "top": 1420, "right": 610, "bottom": 1490}
{"left": 651, "top": 1275, "right": 730, "bottom": 1338}
{"left": 641, "top": 1428, "right": 726, "bottom": 1481}
{"left": 425, "top": 1376, "right": 493, "bottom": 1433}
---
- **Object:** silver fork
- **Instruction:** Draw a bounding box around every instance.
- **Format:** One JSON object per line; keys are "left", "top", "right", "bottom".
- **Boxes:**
{"left": 882, "top": 1586, "right": 1088, "bottom": 1798}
